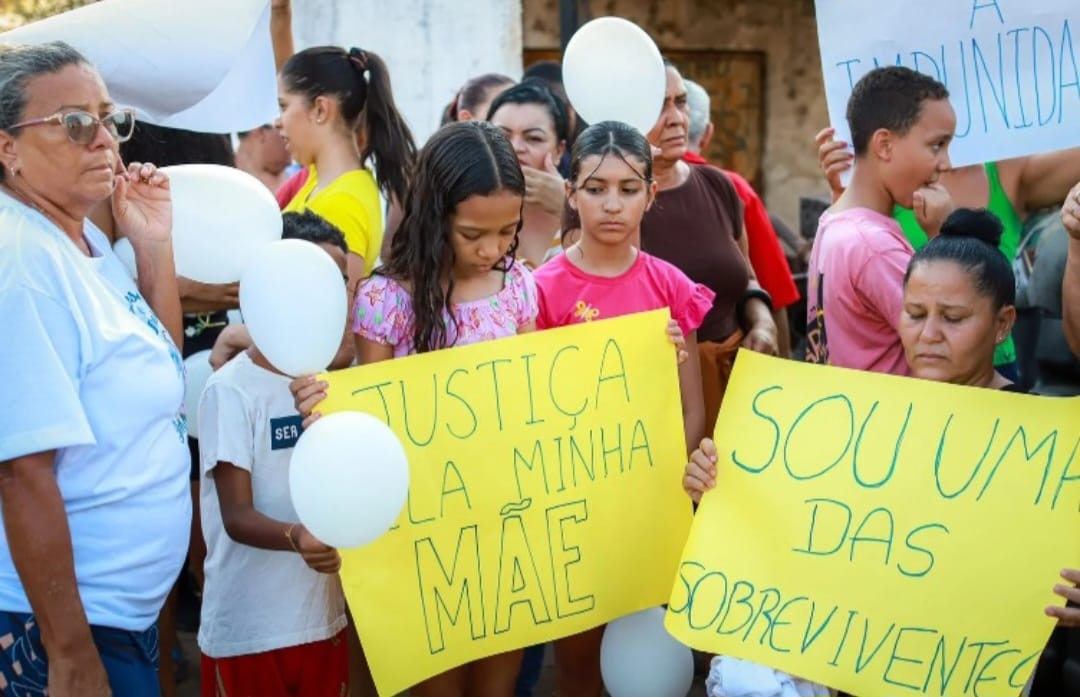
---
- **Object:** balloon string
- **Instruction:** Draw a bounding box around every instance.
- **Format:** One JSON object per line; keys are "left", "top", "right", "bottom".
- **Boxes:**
{"left": 184, "top": 312, "right": 228, "bottom": 339}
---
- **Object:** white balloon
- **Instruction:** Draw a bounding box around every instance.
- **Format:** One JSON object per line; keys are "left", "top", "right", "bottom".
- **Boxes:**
{"left": 183, "top": 350, "right": 214, "bottom": 440}
{"left": 112, "top": 237, "right": 137, "bottom": 280}
{"left": 562, "top": 17, "right": 667, "bottom": 134}
{"left": 289, "top": 411, "right": 410, "bottom": 549}
{"left": 163, "top": 164, "right": 282, "bottom": 284}
{"left": 601, "top": 607, "right": 694, "bottom": 697}
{"left": 240, "top": 238, "right": 347, "bottom": 377}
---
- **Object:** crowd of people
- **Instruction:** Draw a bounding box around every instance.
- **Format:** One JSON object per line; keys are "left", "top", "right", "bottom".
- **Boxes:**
{"left": 1, "top": 2, "right": 1079, "bottom": 697}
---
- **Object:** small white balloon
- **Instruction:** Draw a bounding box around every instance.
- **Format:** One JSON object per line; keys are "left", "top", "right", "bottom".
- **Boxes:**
{"left": 183, "top": 350, "right": 214, "bottom": 440}
{"left": 163, "top": 164, "right": 282, "bottom": 284}
{"left": 562, "top": 17, "right": 667, "bottom": 134}
{"left": 112, "top": 236, "right": 137, "bottom": 280}
{"left": 289, "top": 411, "right": 410, "bottom": 549}
{"left": 601, "top": 607, "right": 694, "bottom": 697}
{"left": 240, "top": 238, "right": 347, "bottom": 377}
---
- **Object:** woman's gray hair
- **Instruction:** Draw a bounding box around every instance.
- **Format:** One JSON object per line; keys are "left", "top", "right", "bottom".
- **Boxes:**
{"left": 683, "top": 79, "right": 711, "bottom": 148}
{"left": 0, "top": 41, "right": 89, "bottom": 181}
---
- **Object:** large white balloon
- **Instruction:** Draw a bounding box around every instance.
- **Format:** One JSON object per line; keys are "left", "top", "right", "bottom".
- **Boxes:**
{"left": 289, "top": 412, "right": 410, "bottom": 549}
{"left": 240, "top": 238, "right": 347, "bottom": 377}
{"left": 601, "top": 607, "right": 694, "bottom": 697}
{"left": 163, "top": 164, "right": 282, "bottom": 284}
{"left": 183, "top": 350, "right": 214, "bottom": 440}
{"left": 562, "top": 17, "right": 667, "bottom": 134}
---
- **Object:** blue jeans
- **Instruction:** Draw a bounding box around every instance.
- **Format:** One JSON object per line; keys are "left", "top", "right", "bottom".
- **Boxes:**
{"left": 0, "top": 612, "right": 160, "bottom": 696}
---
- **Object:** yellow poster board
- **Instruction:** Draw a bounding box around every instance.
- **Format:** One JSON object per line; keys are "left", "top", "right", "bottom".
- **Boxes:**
{"left": 665, "top": 352, "right": 1080, "bottom": 697}
{"left": 318, "top": 310, "right": 692, "bottom": 695}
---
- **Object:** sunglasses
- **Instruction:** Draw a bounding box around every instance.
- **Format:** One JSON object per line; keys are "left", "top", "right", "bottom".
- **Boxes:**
{"left": 7, "top": 108, "right": 136, "bottom": 145}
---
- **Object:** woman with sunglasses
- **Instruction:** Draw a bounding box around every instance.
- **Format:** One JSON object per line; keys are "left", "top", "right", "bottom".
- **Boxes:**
{"left": 0, "top": 42, "right": 190, "bottom": 697}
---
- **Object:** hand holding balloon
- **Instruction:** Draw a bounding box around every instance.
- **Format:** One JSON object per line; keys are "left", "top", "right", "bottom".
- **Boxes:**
{"left": 289, "top": 412, "right": 409, "bottom": 550}
{"left": 290, "top": 375, "right": 329, "bottom": 429}
{"left": 287, "top": 524, "right": 341, "bottom": 574}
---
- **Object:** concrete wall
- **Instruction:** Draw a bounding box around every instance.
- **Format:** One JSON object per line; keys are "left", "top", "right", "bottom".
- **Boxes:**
{"left": 524, "top": 0, "right": 831, "bottom": 229}
{"left": 291, "top": 0, "right": 524, "bottom": 146}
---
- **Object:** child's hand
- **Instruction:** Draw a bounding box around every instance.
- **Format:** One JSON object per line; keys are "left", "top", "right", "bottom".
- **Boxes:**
{"left": 290, "top": 375, "right": 328, "bottom": 429}
{"left": 1047, "top": 568, "right": 1080, "bottom": 627}
{"left": 293, "top": 525, "right": 342, "bottom": 574}
{"left": 667, "top": 319, "right": 689, "bottom": 365}
{"left": 815, "top": 127, "right": 851, "bottom": 203}
{"left": 684, "top": 437, "right": 718, "bottom": 504}
{"left": 1064, "top": 182, "right": 1080, "bottom": 241}
{"left": 913, "top": 183, "right": 954, "bottom": 238}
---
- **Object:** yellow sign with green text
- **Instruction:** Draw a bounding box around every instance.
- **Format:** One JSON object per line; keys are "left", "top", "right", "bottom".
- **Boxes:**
{"left": 666, "top": 352, "right": 1080, "bottom": 697}
{"left": 318, "top": 310, "right": 692, "bottom": 695}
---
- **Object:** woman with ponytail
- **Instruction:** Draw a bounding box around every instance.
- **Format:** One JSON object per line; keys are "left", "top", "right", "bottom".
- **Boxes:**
{"left": 278, "top": 45, "right": 416, "bottom": 300}
{"left": 444, "top": 72, "right": 515, "bottom": 124}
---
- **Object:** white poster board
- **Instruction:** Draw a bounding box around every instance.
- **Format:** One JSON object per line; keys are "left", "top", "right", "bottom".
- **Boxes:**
{"left": 815, "top": 0, "right": 1080, "bottom": 166}
{"left": 290, "top": 0, "right": 524, "bottom": 147}
{"left": 1, "top": 0, "right": 278, "bottom": 134}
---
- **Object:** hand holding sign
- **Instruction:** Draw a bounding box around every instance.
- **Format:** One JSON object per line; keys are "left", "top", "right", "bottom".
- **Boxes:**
{"left": 289, "top": 411, "right": 410, "bottom": 549}
{"left": 562, "top": 17, "right": 666, "bottom": 133}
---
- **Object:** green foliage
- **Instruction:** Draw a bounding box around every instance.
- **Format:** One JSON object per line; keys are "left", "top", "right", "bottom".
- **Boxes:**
{"left": 0, "top": 0, "right": 97, "bottom": 32}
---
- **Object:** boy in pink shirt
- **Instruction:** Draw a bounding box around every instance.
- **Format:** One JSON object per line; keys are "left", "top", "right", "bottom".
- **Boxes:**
{"left": 806, "top": 66, "right": 956, "bottom": 375}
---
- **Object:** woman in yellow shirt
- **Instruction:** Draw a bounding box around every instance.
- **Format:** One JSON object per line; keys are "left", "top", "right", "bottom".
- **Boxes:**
{"left": 277, "top": 45, "right": 416, "bottom": 297}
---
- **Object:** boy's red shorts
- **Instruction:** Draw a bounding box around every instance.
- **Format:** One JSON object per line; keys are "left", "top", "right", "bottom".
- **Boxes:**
{"left": 201, "top": 629, "right": 348, "bottom": 697}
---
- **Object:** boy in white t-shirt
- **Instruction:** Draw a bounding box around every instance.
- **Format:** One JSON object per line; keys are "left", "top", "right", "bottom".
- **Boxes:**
{"left": 197, "top": 211, "right": 356, "bottom": 697}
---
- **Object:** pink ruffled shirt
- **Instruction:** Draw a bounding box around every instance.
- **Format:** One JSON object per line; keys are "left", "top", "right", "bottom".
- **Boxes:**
{"left": 352, "top": 261, "right": 538, "bottom": 357}
{"left": 533, "top": 251, "right": 715, "bottom": 336}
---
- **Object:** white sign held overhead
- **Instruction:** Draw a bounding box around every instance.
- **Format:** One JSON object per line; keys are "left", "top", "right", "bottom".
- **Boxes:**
{"left": 815, "top": 0, "right": 1080, "bottom": 167}
{"left": 1, "top": 0, "right": 277, "bottom": 134}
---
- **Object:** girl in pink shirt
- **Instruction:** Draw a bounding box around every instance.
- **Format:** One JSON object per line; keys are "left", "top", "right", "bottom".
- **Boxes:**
{"left": 531, "top": 120, "right": 713, "bottom": 697}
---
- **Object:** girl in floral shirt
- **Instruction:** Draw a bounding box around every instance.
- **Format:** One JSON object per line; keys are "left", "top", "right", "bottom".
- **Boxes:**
{"left": 295, "top": 119, "right": 535, "bottom": 696}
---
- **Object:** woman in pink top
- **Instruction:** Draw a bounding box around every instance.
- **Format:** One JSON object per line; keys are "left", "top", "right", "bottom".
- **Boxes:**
{"left": 292, "top": 121, "right": 535, "bottom": 697}
{"left": 532, "top": 120, "right": 712, "bottom": 697}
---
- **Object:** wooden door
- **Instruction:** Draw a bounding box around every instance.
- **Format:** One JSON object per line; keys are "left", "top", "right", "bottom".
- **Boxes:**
{"left": 523, "top": 49, "right": 767, "bottom": 193}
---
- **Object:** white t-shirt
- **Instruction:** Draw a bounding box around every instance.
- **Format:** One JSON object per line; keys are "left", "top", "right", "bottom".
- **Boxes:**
{"left": 197, "top": 352, "right": 346, "bottom": 658}
{"left": 0, "top": 192, "right": 191, "bottom": 632}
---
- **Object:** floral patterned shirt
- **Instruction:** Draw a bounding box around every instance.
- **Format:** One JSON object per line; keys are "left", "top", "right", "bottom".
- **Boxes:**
{"left": 352, "top": 260, "right": 538, "bottom": 356}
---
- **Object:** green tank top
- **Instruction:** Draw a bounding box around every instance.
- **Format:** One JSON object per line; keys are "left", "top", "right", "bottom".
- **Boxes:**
{"left": 893, "top": 161, "right": 1021, "bottom": 367}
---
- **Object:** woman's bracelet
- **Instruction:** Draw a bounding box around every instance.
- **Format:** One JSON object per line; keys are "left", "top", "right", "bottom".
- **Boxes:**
{"left": 285, "top": 523, "right": 301, "bottom": 553}
{"left": 737, "top": 287, "right": 774, "bottom": 327}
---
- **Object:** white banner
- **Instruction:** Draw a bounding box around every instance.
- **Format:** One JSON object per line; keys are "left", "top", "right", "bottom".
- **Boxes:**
{"left": 2, "top": 0, "right": 278, "bottom": 134}
{"left": 815, "top": 0, "right": 1080, "bottom": 166}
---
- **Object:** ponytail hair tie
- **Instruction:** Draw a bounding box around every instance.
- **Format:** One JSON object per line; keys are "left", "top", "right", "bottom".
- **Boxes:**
{"left": 449, "top": 90, "right": 462, "bottom": 120}
{"left": 348, "top": 47, "right": 370, "bottom": 82}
